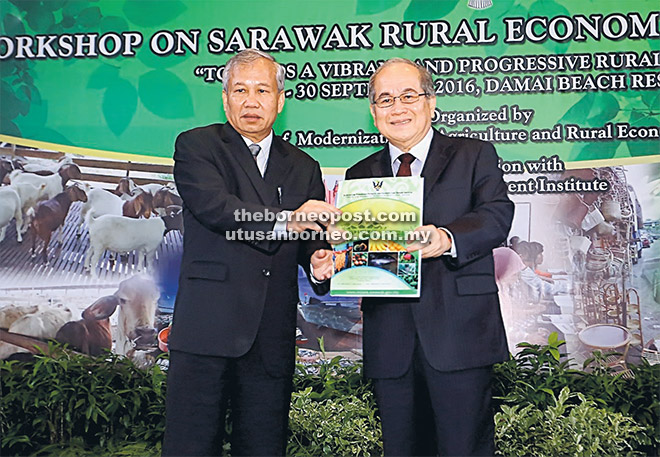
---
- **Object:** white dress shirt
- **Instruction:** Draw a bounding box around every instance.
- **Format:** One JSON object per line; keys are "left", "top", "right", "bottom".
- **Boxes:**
{"left": 240, "top": 131, "right": 273, "bottom": 177}
{"left": 239, "top": 131, "right": 288, "bottom": 233}
{"left": 388, "top": 128, "right": 457, "bottom": 258}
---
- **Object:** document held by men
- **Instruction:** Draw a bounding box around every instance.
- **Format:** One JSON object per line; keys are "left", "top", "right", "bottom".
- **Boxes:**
{"left": 331, "top": 176, "right": 424, "bottom": 297}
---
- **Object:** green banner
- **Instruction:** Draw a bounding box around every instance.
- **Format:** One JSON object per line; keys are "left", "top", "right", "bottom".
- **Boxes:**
{"left": 1, "top": 0, "right": 658, "bottom": 166}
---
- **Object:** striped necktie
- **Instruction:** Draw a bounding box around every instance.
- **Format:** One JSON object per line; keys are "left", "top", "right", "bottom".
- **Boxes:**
{"left": 396, "top": 153, "right": 415, "bottom": 177}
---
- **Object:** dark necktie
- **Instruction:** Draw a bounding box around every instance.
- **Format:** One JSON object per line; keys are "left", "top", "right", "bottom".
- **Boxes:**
{"left": 249, "top": 143, "right": 261, "bottom": 161}
{"left": 396, "top": 153, "right": 415, "bottom": 177}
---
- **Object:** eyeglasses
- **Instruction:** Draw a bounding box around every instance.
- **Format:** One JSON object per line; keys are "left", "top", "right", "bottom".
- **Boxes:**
{"left": 372, "top": 91, "right": 430, "bottom": 109}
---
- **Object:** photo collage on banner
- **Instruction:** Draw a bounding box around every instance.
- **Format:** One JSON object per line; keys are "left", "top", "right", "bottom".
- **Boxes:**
{"left": 0, "top": 0, "right": 658, "bottom": 366}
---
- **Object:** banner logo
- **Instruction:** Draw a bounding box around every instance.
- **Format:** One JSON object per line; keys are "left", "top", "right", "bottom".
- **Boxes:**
{"left": 372, "top": 180, "right": 383, "bottom": 191}
{"left": 467, "top": 0, "right": 493, "bottom": 9}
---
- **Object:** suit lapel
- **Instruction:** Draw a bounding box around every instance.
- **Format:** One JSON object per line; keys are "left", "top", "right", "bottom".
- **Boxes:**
{"left": 421, "top": 130, "right": 457, "bottom": 200}
{"left": 264, "top": 137, "right": 293, "bottom": 190}
{"left": 371, "top": 146, "right": 394, "bottom": 178}
{"left": 220, "top": 124, "right": 274, "bottom": 205}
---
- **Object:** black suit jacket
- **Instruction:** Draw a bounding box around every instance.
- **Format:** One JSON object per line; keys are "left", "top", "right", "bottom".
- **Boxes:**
{"left": 345, "top": 129, "right": 514, "bottom": 377}
{"left": 169, "top": 123, "right": 326, "bottom": 377}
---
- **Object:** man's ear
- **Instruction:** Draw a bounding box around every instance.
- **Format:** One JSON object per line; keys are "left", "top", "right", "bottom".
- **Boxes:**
{"left": 428, "top": 95, "right": 437, "bottom": 114}
{"left": 370, "top": 104, "right": 376, "bottom": 125}
{"left": 277, "top": 90, "right": 285, "bottom": 114}
{"left": 222, "top": 90, "right": 228, "bottom": 112}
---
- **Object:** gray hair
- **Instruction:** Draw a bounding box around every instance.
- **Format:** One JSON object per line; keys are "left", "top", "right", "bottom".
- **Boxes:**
{"left": 368, "top": 58, "right": 434, "bottom": 103}
{"left": 222, "top": 49, "right": 285, "bottom": 92}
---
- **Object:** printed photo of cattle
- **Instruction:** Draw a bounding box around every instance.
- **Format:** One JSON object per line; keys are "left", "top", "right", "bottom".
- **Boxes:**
{"left": 0, "top": 143, "right": 182, "bottom": 365}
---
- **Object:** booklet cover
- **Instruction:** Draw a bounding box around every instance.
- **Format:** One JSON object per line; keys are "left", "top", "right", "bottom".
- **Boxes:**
{"left": 330, "top": 177, "right": 424, "bottom": 297}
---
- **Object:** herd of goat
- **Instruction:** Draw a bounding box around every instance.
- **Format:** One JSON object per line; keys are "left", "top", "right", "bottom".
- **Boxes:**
{"left": 0, "top": 154, "right": 183, "bottom": 276}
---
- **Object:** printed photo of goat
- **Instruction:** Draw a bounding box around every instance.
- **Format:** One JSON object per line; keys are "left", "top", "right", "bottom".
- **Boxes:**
{"left": 0, "top": 144, "right": 183, "bottom": 286}
{"left": 0, "top": 145, "right": 182, "bottom": 369}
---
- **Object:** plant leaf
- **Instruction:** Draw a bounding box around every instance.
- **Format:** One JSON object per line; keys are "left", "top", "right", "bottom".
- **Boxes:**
{"left": 87, "top": 63, "right": 121, "bottom": 90}
{"left": 586, "top": 93, "right": 620, "bottom": 127}
{"left": 559, "top": 92, "right": 596, "bottom": 124}
{"left": 0, "top": 116, "right": 21, "bottom": 136}
{"left": 356, "top": 0, "right": 404, "bottom": 15}
{"left": 3, "top": 13, "right": 25, "bottom": 37}
{"left": 137, "top": 44, "right": 189, "bottom": 70}
{"left": 42, "top": 0, "right": 66, "bottom": 12}
{"left": 8, "top": 0, "right": 38, "bottom": 13}
{"left": 641, "top": 91, "right": 660, "bottom": 111}
{"left": 405, "top": 0, "right": 459, "bottom": 21}
{"left": 0, "top": 81, "right": 22, "bottom": 119}
{"left": 627, "top": 112, "right": 660, "bottom": 157}
{"left": 103, "top": 78, "right": 137, "bottom": 136}
{"left": 78, "top": 6, "right": 102, "bottom": 28}
{"left": 25, "top": 8, "right": 54, "bottom": 33}
{"left": 122, "top": 0, "right": 186, "bottom": 27}
{"left": 63, "top": 1, "right": 87, "bottom": 18}
{"left": 138, "top": 69, "right": 194, "bottom": 119}
{"left": 99, "top": 15, "right": 129, "bottom": 34}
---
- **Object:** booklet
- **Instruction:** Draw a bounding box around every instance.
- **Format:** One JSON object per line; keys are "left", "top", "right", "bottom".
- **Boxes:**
{"left": 330, "top": 176, "right": 424, "bottom": 297}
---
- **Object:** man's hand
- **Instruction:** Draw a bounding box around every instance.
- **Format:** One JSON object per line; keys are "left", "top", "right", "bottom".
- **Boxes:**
{"left": 287, "top": 200, "right": 341, "bottom": 233}
{"left": 310, "top": 249, "right": 333, "bottom": 281}
{"left": 406, "top": 225, "right": 451, "bottom": 259}
{"left": 325, "top": 222, "right": 351, "bottom": 245}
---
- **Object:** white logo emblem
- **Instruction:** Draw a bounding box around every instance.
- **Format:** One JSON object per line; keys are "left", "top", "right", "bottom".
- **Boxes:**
{"left": 468, "top": 0, "right": 493, "bottom": 9}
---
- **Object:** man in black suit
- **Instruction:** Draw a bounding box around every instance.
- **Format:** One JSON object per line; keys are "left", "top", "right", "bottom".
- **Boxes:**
{"left": 345, "top": 58, "right": 514, "bottom": 456}
{"left": 162, "top": 49, "right": 337, "bottom": 456}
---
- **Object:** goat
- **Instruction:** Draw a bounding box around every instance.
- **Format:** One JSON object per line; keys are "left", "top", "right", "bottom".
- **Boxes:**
{"left": 0, "top": 157, "right": 23, "bottom": 185}
{"left": 138, "top": 183, "right": 167, "bottom": 196}
{"left": 77, "top": 187, "right": 154, "bottom": 236}
{"left": 85, "top": 212, "right": 180, "bottom": 276}
{"left": 122, "top": 190, "right": 154, "bottom": 218}
{"left": 6, "top": 182, "right": 46, "bottom": 235}
{"left": 8, "top": 163, "right": 81, "bottom": 200}
{"left": 55, "top": 296, "right": 113, "bottom": 356}
{"left": 0, "top": 304, "right": 72, "bottom": 359}
{"left": 0, "top": 187, "right": 23, "bottom": 242}
{"left": 31, "top": 185, "right": 87, "bottom": 263}
{"left": 22, "top": 154, "right": 75, "bottom": 175}
{"left": 163, "top": 205, "right": 183, "bottom": 234}
{"left": 153, "top": 188, "right": 182, "bottom": 216}
{"left": 110, "top": 177, "right": 138, "bottom": 200}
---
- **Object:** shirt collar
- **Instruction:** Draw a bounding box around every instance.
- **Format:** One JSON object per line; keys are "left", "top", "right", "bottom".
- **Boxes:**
{"left": 240, "top": 130, "right": 274, "bottom": 157}
{"left": 389, "top": 127, "right": 434, "bottom": 168}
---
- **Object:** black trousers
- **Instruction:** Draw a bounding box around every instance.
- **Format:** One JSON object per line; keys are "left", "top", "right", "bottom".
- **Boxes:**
{"left": 372, "top": 336, "right": 496, "bottom": 457}
{"left": 162, "top": 344, "right": 293, "bottom": 456}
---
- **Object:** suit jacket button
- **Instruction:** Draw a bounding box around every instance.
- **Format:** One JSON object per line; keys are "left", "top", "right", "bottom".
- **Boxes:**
{"left": 262, "top": 268, "right": 271, "bottom": 277}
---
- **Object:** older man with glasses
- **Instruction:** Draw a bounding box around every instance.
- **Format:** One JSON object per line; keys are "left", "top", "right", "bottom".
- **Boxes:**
{"left": 344, "top": 58, "right": 514, "bottom": 456}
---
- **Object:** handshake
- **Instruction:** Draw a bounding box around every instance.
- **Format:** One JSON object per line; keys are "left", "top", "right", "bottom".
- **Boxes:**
{"left": 291, "top": 199, "right": 452, "bottom": 282}
{"left": 285, "top": 200, "right": 342, "bottom": 234}
{"left": 286, "top": 199, "right": 339, "bottom": 282}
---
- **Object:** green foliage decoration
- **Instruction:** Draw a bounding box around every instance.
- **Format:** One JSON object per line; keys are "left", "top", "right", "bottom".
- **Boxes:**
{"left": 0, "top": 0, "right": 195, "bottom": 140}
{"left": 495, "top": 387, "right": 650, "bottom": 456}
{"left": 1, "top": 335, "right": 658, "bottom": 456}
{"left": 293, "top": 338, "right": 373, "bottom": 401}
{"left": 493, "top": 333, "right": 660, "bottom": 454}
{"left": 287, "top": 388, "right": 382, "bottom": 457}
{"left": 0, "top": 344, "right": 167, "bottom": 456}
